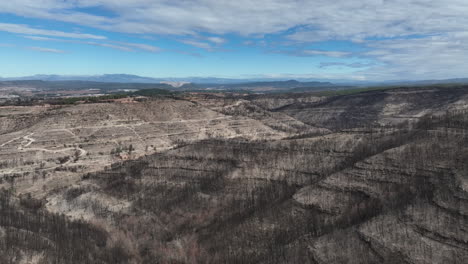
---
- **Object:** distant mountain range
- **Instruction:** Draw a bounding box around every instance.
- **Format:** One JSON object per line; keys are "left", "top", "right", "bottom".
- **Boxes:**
{"left": 0, "top": 74, "right": 300, "bottom": 84}
{"left": 1, "top": 74, "right": 468, "bottom": 91}
{"left": 0, "top": 75, "right": 339, "bottom": 92}
{"left": 0, "top": 74, "right": 166, "bottom": 83}
{"left": 0, "top": 74, "right": 268, "bottom": 84}
{"left": 0, "top": 79, "right": 337, "bottom": 92}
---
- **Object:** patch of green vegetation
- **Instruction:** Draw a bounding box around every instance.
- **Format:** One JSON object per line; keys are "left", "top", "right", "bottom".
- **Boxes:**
{"left": 48, "top": 88, "right": 176, "bottom": 105}
{"left": 312, "top": 87, "right": 389, "bottom": 96}
{"left": 181, "top": 89, "right": 256, "bottom": 95}
{"left": 51, "top": 93, "right": 130, "bottom": 105}
{"left": 133, "top": 88, "right": 175, "bottom": 97}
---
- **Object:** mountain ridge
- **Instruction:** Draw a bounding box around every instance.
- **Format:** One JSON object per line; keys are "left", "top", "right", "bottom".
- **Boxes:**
{"left": 2, "top": 74, "right": 468, "bottom": 86}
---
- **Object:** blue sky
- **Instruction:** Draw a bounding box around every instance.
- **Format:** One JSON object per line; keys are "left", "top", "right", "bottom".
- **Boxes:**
{"left": 1, "top": 1, "right": 467, "bottom": 81}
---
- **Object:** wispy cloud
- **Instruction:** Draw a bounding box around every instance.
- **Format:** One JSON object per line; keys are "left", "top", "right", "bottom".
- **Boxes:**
{"left": 320, "top": 62, "right": 374, "bottom": 68}
{"left": 0, "top": 23, "right": 106, "bottom": 39}
{"left": 23, "top": 36, "right": 55, "bottom": 41}
{"left": 274, "top": 49, "right": 350, "bottom": 58}
{"left": 181, "top": 39, "right": 212, "bottom": 50}
{"left": 86, "top": 42, "right": 133, "bottom": 52}
{"left": 28, "top": 46, "right": 65, "bottom": 53}
{"left": 23, "top": 35, "right": 160, "bottom": 53}
{"left": 302, "top": 50, "right": 349, "bottom": 58}
{"left": 113, "top": 42, "right": 161, "bottom": 52}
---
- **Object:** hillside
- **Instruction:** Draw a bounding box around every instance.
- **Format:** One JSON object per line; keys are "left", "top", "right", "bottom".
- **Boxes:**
{"left": 0, "top": 86, "right": 467, "bottom": 263}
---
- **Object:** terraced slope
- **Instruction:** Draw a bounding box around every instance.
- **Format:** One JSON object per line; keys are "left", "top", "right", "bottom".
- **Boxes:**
{"left": 278, "top": 86, "right": 468, "bottom": 130}
{"left": 0, "top": 98, "right": 288, "bottom": 197}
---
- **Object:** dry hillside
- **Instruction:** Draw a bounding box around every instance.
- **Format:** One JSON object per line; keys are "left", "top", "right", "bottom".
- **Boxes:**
{"left": 0, "top": 86, "right": 468, "bottom": 263}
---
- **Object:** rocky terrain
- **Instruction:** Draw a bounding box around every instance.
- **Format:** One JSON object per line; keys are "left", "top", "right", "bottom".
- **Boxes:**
{"left": 0, "top": 86, "right": 468, "bottom": 263}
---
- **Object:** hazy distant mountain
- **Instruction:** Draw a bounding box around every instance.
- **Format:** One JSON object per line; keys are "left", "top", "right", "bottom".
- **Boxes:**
{"left": 2, "top": 75, "right": 310, "bottom": 85}
{"left": 0, "top": 80, "right": 178, "bottom": 91}
{"left": 0, "top": 75, "right": 339, "bottom": 92}
{"left": 0, "top": 79, "right": 333, "bottom": 93}
{"left": 2, "top": 74, "right": 165, "bottom": 83}
{"left": 2, "top": 74, "right": 468, "bottom": 88}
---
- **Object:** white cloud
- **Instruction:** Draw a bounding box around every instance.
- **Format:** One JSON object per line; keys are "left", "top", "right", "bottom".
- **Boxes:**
{"left": 206, "top": 37, "right": 226, "bottom": 44}
{"left": 0, "top": 23, "right": 106, "bottom": 39}
{"left": 3, "top": 1, "right": 468, "bottom": 38}
{"left": 2, "top": 1, "right": 468, "bottom": 79}
{"left": 359, "top": 33, "right": 468, "bottom": 80}
{"left": 28, "top": 46, "right": 65, "bottom": 53}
